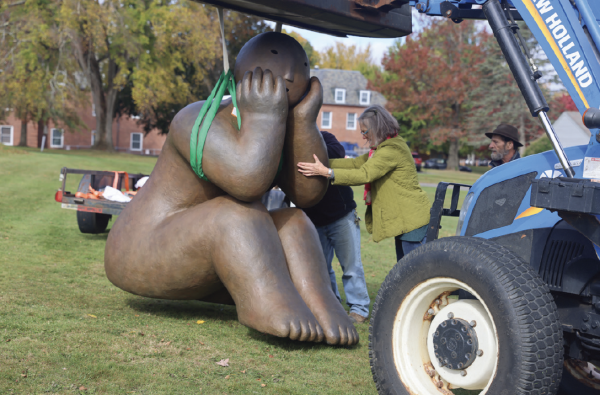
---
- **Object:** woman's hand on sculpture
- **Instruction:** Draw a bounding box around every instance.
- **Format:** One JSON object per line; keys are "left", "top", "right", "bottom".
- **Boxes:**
{"left": 297, "top": 154, "right": 329, "bottom": 177}
{"left": 290, "top": 77, "right": 323, "bottom": 123}
{"left": 237, "top": 67, "right": 288, "bottom": 118}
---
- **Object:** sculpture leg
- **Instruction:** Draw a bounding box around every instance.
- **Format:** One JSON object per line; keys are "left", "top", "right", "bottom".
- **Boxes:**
{"left": 209, "top": 197, "right": 325, "bottom": 342}
{"left": 270, "top": 208, "right": 360, "bottom": 346}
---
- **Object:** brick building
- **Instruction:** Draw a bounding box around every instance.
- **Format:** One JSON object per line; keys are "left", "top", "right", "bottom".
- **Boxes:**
{"left": 311, "top": 68, "right": 387, "bottom": 151}
{"left": 2, "top": 70, "right": 386, "bottom": 155}
{"left": 0, "top": 101, "right": 166, "bottom": 155}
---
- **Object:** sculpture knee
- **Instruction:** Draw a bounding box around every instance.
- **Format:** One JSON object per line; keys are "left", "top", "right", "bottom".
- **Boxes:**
{"left": 213, "top": 198, "right": 272, "bottom": 241}
{"left": 270, "top": 208, "right": 315, "bottom": 235}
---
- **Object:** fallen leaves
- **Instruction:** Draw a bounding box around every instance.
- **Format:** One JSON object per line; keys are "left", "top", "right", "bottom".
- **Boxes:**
{"left": 87, "top": 314, "right": 97, "bottom": 318}
{"left": 268, "top": 355, "right": 273, "bottom": 358}
{"left": 216, "top": 358, "right": 229, "bottom": 367}
{"left": 199, "top": 341, "right": 204, "bottom": 345}
{"left": 196, "top": 320, "right": 205, "bottom": 324}
{"left": 224, "top": 375, "right": 230, "bottom": 379}
{"left": 5, "top": 339, "right": 10, "bottom": 342}
{"left": 241, "top": 370, "right": 246, "bottom": 374}
{"left": 79, "top": 386, "right": 87, "bottom": 391}
{"left": 261, "top": 384, "right": 266, "bottom": 387}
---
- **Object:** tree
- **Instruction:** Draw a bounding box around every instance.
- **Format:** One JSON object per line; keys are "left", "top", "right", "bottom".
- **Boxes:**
{"left": 373, "top": 17, "right": 491, "bottom": 170}
{"left": 0, "top": 0, "right": 84, "bottom": 147}
{"left": 60, "top": 0, "right": 221, "bottom": 150}
{"left": 284, "top": 30, "right": 319, "bottom": 67}
{"left": 318, "top": 41, "right": 375, "bottom": 71}
{"left": 125, "top": 10, "right": 272, "bottom": 135}
{"left": 467, "top": 23, "right": 559, "bottom": 156}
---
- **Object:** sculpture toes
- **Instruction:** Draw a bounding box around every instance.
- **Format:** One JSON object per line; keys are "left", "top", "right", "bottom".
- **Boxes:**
{"left": 306, "top": 320, "right": 324, "bottom": 343}
{"left": 315, "top": 322, "right": 325, "bottom": 343}
{"left": 347, "top": 326, "right": 359, "bottom": 346}
{"left": 287, "top": 319, "right": 303, "bottom": 341}
{"left": 324, "top": 326, "right": 342, "bottom": 346}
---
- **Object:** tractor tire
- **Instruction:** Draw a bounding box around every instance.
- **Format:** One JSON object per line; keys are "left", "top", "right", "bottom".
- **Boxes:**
{"left": 76, "top": 211, "right": 111, "bottom": 234}
{"left": 369, "top": 236, "right": 563, "bottom": 395}
{"left": 557, "top": 359, "right": 600, "bottom": 395}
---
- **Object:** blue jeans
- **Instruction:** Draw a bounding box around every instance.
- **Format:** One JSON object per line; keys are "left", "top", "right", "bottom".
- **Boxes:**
{"left": 316, "top": 210, "right": 370, "bottom": 318}
{"left": 395, "top": 235, "right": 427, "bottom": 263}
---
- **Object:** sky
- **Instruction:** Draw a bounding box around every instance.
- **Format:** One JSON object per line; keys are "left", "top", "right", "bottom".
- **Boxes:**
{"left": 279, "top": 25, "right": 400, "bottom": 66}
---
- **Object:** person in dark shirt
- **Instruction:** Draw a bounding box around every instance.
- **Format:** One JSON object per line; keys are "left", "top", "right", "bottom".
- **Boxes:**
{"left": 486, "top": 123, "right": 522, "bottom": 168}
{"left": 302, "top": 131, "right": 370, "bottom": 323}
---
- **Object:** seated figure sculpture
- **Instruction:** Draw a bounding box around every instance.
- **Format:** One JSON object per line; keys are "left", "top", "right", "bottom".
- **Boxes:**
{"left": 104, "top": 32, "right": 359, "bottom": 345}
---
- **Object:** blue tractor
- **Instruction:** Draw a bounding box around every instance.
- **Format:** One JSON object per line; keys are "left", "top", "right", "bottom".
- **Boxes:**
{"left": 199, "top": 0, "right": 600, "bottom": 393}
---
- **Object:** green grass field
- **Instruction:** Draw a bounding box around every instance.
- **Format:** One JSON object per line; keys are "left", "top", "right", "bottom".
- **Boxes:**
{"left": 0, "top": 145, "right": 481, "bottom": 394}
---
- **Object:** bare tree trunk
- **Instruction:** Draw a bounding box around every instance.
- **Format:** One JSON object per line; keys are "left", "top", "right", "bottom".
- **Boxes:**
{"left": 518, "top": 114, "right": 526, "bottom": 156}
{"left": 88, "top": 54, "right": 114, "bottom": 151}
{"left": 72, "top": 38, "right": 115, "bottom": 151}
{"left": 18, "top": 116, "right": 27, "bottom": 146}
{"left": 447, "top": 137, "right": 460, "bottom": 170}
{"left": 37, "top": 119, "right": 45, "bottom": 148}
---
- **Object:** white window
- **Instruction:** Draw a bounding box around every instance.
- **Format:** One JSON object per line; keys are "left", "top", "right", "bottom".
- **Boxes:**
{"left": 50, "top": 128, "right": 64, "bottom": 148}
{"left": 360, "top": 90, "right": 371, "bottom": 105}
{"left": 92, "top": 104, "right": 96, "bottom": 117}
{"left": 91, "top": 130, "right": 96, "bottom": 146}
{"left": 346, "top": 113, "right": 357, "bottom": 130}
{"left": 0, "top": 125, "right": 13, "bottom": 146}
{"left": 334, "top": 89, "right": 346, "bottom": 104}
{"left": 321, "top": 112, "right": 332, "bottom": 129}
{"left": 130, "top": 132, "right": 143, "bottom": 151}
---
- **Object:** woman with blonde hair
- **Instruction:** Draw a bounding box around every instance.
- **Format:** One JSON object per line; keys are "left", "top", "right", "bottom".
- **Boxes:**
{"left": 298, "top": 105, "right": 430, "bottom": 262}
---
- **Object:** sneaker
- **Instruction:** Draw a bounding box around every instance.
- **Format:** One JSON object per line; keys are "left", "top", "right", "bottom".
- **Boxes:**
{"left": 349, "top": 312, "right": 368, "bottom": 324}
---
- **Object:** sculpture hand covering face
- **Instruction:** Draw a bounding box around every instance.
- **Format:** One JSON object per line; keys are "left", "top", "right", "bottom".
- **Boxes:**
{"left": 104, "top": 32, "right": 359, "bottom": 345}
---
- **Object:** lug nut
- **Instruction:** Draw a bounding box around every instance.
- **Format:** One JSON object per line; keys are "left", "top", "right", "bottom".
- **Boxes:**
{"left": 460, "top": 370, "right": 467, "bottom": 377}
{"left": 437, "top": 381, "right": 443, "bottom": 388}
{"left": 435, "top": 299, "right": 441, "bottom": 305}
{"left": 447, "top": 312, "right": 454, "bottom": 319}
{"left": 428, "top": 308, "right": 435, "bottom": 315}
{"left": 476, "top": 349, "right": 483, "bottom": 357}
{"left": 593, "top": 321, "right": 600, "bottom": 329}
{"left": 470, "top": 320, "right": 476, "bottom": 327}
{"left": 428, "top": 369, "right": 435, "bottom": 377}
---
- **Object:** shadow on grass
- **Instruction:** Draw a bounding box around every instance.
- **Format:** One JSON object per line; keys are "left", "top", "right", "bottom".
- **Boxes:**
{"left": 80, "top": 232, "right": 111, "bottom": 240}
{"left": 125, "top": 297, "right": 238, "bottom": 322}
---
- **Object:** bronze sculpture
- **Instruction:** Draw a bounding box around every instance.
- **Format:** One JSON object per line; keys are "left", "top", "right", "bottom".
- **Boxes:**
{"left": 104, "top": 32, "right": 359, "bottom": 345}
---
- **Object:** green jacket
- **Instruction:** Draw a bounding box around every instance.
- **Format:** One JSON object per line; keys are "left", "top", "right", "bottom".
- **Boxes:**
{"left": 330, "top": 136, "right": 431, "bottom": 242}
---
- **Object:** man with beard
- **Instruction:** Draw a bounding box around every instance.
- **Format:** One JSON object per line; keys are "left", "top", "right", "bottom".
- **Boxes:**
{"left": 485, "top": 123, "right": 523, "bottom": 168}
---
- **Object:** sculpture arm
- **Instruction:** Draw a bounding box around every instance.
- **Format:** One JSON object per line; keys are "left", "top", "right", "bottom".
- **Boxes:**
{"left": 277, "top": 77, "right": 329, "bottom": 208}
{"left": 201, "top": 68, "right": 289, "bottom": 202}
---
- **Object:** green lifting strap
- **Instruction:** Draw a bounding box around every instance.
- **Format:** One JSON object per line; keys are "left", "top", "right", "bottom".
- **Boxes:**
{"left": 190, "top": 69, "right": 241, "bottom": 182}
{"left": 189, "top": 69, "right": 284, "bottom": 183}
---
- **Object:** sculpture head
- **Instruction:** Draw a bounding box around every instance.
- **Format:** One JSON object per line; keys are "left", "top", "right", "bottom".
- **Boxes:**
{"left": 234, "top": 32, "right": 310, "bottom": 107}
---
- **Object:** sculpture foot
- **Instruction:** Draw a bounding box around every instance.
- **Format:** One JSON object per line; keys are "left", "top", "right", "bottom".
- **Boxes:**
{"left": 311, "top": 304, "right": 359, "bottom": 346}
{"left": 238, "top": 304, "right": 325, "bottom": 343}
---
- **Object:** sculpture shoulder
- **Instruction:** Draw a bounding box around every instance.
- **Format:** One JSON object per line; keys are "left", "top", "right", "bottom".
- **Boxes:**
{"left": 169, "top": 99, "right": 234, "bottom": 162}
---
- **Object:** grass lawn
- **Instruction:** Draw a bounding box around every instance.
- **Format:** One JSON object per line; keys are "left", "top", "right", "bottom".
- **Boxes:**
{"left": 0, "top": 145, "right": 482, "bottom": 394}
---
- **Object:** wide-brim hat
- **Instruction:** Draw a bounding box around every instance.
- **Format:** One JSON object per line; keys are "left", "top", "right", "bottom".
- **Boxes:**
{"left": 485, "top": 123, "right": 523, "bottom": 147}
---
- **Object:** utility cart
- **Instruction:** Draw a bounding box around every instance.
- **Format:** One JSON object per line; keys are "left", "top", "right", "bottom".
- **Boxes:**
{"left": 54, "top": 168, "right": 147, "bottom": 234}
